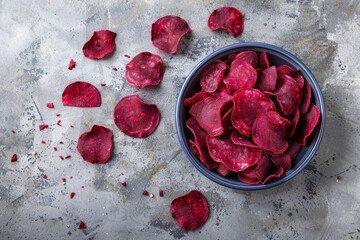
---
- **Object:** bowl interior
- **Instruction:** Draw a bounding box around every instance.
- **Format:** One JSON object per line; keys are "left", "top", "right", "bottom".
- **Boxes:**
{"left": 175, "top": 42, "right": 325, "bottom": 190}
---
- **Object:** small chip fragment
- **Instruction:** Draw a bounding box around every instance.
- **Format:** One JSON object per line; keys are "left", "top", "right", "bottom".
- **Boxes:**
{"left": 60, "top": 155, "right": 64, "bottom": 160}
{"left": 159, "top": 189, "right": 164, "bottom": 197}
{"left": 82, "top": 30, "right": 117, "bottom": 59}
{"left": 121, "top": 182, "right": 127, "bottom": 187}
{"left": 39, "top": 124, "right": 48, "bottom": 131}
{"left": 208, "top": 6, "right": 244, "bottom": 37}
{"left": 78, "top": 220, "right": 87, "bottom": 229}
{"left": 46, "top": 103, "right": 54, "bottom": 108}
{"left": 200, "top": 60, "right": 227, "bottom": 93}
{"left": 142, "top": 190, "right": 149, "bottom": 196}
{"left": 41, "top": 140, "right": 46, "bottom": 144}
{"left": 57, "top": 120, "right": 62, "bottom": 126}
{"left": 62, "top": 81, "right": 101, "bottom": 107}
{"left": 70, "top": 192, "right": 75, "bottom": 199}
{"left": 65, "top": 155, "right": 71, "bottom": 159}
{"left": 68, "top": 59, "right": 76, "bottom": 70}
{"left": 62, "top": 178, "right": 66, "bottom": 185}
{"left": 11, "top": 154, "right": 17, "bottom": 162}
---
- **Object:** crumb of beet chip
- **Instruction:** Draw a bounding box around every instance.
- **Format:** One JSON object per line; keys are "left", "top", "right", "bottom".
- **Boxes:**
{"left": 101, "top": 83, "right": 106, "bottom": 86}
{"left": 46, "top": 103, "right": 54, "bottom": 108}
{"left": 62, "top": 178, "right": 66, "bottom": 184}
{"left": 39, "top": 124, "right": 48, "bottom": 131}
{"left": 60, "top": 155, "right": 64, "bottom": 160}
{"left": 121, "top": 181, "right": 127, "bottom": 187}
{"left": 68, "top": 59, "right": 76, "bottom": 70}
{"left": 112, "top": 67, "right": 118, "bottom": 71}
{"left": 57, "top": 120, "right": 62, "bottom": 126}
{"left": 56, "top": 114, "right": 60, "bottom": 117}
{"left": 159, "top": 189, "right": 164, "bottom": 197}
{"left": 43, "top": 175, "right": 47, "bottom": 180}
{"left": 70, "top": 192, "right": 76, "bottom": 199}
{"left": 70, "top": 125, "right": 74, "bottom": 128}
{"left": 70, "top": 176, "right": 73, "bottom": 179}
{"left": 54, "top": 147, "right": 57, "bottom": 151}
{"left": 124, "top": 54, "right": 130, "bottom": 58}
{"left": 65, "top": 155, "right": 71, "bottom": 159}
{"left": 59, "top": 141, "right": 64, "bottom": 144}
{"left": 11, "top": 130, "right": 15, "bottom": 134}
{"left": 142, "top": 190, "right": 149, "bottom": 196}
{"left": 41, "top": 140, "right": 46, "bottom": 144}
{"left": 11, "top": 154, "right": 17, "bottom": 162}
{"left": 78, "top": 220, "right": 87, "bottom": 229}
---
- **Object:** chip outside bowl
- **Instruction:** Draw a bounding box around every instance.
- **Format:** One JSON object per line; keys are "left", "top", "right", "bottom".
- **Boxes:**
{"left": 175, "top": 42, "right": 325, "bottom": 191}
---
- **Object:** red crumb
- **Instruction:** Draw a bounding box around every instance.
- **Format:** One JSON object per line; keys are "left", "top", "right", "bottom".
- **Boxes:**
{"left": 70, "top": 192, "right": 76, "bottom": 199}
{"left": 142, "top": 190, "right": 149, "bottom": 196}
{"left": 56, "top": 114, "right": 60, "bottom": 117}
{"left": 39, "top": 124, "right": 48, "bottom": 131}
{"left": 62, "top": 178, "right": 66, "bottom": 184}
{"left": 121, "top": 181, "right": 127, "bottom": 187}
{"left": 112, "top": 67, "right": 118, "bottom": 71}
{"left": 100, "top": 83, "right": 106, "bottom": 86}
{"left": 78, "top": 220, "right": 87, "bottom": 229}
{"left": 159, "top": 189, "right": 164, "bottom": 197}
{"left": 46, "top": 103, "right": 54, "bottom": 108}
{"left": 70, "top": 125, "right": 74, "bottom": 128}
{"left": 41, "top": 140, "right": 46, "bottom": 144}
{"left": 124, "top": 54, "right": 131, "bottom": 58}
{"left": 70, "top": 176, "right": 73, "bottom": 179}
{"left": 60, "top": 155, "right": 64, "bottom": 160}
{"left": 68, "top": 59, "right": 76, "bottom": 70}
{"left": 11, "top": 154, "right": 17, "bottom": 162}
{"left": 57, "top": 120, "right": 62, "bottom": 126}
{"left": 43, "top": 175, "right": 47, "bottom": 180}
{"left": 59, "top": 141, "right": 64, "bottom": 144}
{"left": 54, "top": 147, "right": 57, "bottom": 151}
{"left": 11, "top": 130, "right": 15, "bottom": 134}
{"left": 65, "top": 155, "right": 71, "bottom": 159}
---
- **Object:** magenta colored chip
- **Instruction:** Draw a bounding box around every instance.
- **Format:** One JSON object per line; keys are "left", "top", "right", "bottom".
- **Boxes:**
{"left": 189, "top": 140, "right": 201, "bottom": 158}
{"left": 59, "top": 141, "right": 64, "bottom": 144}
{"left": 159, "top": 189, "right": 164, "bottom": 197}
{"left": 41, "top": 140, "right": 46, "bottom": 144}
{"left": 57, "top": 120, "right": 62, "bottom": 126}
{"left": 61, "top": 178, "right": 66, "bottom": 184}
{"left": 124, "top": 54, "right": 131, "bottom": 58}
{"left": 295, "top": 103, "right": 320, "bottom": 146}
{"left": 184, "top": 92, "right": 211, "bottom": 108}
{"left": 43, "top": 175, "right": 47, "bottom": 180}
{"left": 39, "top": 124, "right": 48, "bottom": 131}
{"left": 277, "top": 65, "right": 298, "bottom": 77}
{"left": 78, "top": 220, "right": 87, "bottom": 229}
{"left": 263, "top": 167, "right": 284, "bottom": 183}
{"left": 62, "top": 81, "right": 101, "bottom": 107}
{"left": 299, "top": 82, "right": 312, "bottom": 115}
{"left": 231, "top": 88, "right": 275, "bottom": 136}
{"left": 53, "top": 147, "right": 57, "bottom": 151}
{"left": 228, "top": 53, "right": 238, "bottom": 63}
{"left": 273, "top": 75, "right": 302, "bottom": 116}
{"left": 11, "top": 154, "right": 17, "bottom": 162}
{"left": 238, "top": 154, "right": 271, "bottom": 184}
{"left": 255, "top": 66, "right": 277, "bottom": 92}
{"left": 112, "top": 67, "right": 118, "bottom": 71}
{"left": 230, "top": 131, "right": 260, "bottom": 148}
{"left": 223, "top": 61, "right": 257, "bottom": 94}
{"left": 46, "top": 103, "right": 54, "bottom": 108}
{"left": 151, "top": 15, "right": 190, "bottom": 54}
{"left": 293, "top": 73, "right": 305, "bottom": 89}
{"left": 235, "top": 51, "right": 258, "bottom": 68}
{"left": 121, "top": 181, "right": 127, "bottom": 187}
{"left": 65, "top": 155, "right": 71, "bottom": 159}
{"left": 59, "top": 155, "right": 64, "bottom": 160}
{"left": 259, "top": 51, "right": 270, "bottom": 69}
{"left": 208, "top": 6, "right": 244, "bottom": 37}
{"left": 82, "top": 30, "right": 116, "bottom": 59}
{"left": 68, "top": 59, "right": 76, "bottom": 70}
{"left": 288, "top": 108, "right": 300, "bottom": 137}
{"left": 114, "top": 95, "right": 160, "bottom": 138}
{"left": 189, "top": 95, "right": 233, "bottom": 137}
{"left": 70, "top": 192, "right": 75, "bottom": 199}
{"left": 252, "top": 111, "right": 291, "bottom": 154}
{"left": 217, "top": 163, "right": 231, "bottom": 176}
{"left": 142, "top": 190, "right": 149, "bottom": 196}
{"left": 186, "top": 118, "right": 219, "bottom": 169}
{"left": 125, "top": 52, "right": 165, "bottom": 88}
{"left": 207, "top": 134, "right": 262, "bottom": 172}
{"left": 170, "top": 190, "right": 209, "bottom": 231}
{"left": 200, "top": 60, "right": 227, "bottom": 93}
{"left": 270, "top": 142, "right": 301, "bottom": 171}
{"left": 77, "top": 125, "right": 113, "bottom": 164}
{"left": 100, "top": 83, "right": 106, "bottom": 86}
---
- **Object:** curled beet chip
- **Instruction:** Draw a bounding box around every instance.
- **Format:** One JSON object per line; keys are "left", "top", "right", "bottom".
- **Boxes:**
{"left": 277, "top": 65, "right": 298, "bottom": 77}
{"left": 82, "top": 30, "right": 116, "bottom": 59}
{"left": 114, "top": 95, "right": 160, "bottom": 138}
{"left": 189, "top": 140, "right": 200, "bottom": 158}
{"left": 151, "top": 15, "right": 190, "bottom": 54}
{"left": 189, "top": 95, "right": 233, "bottom": 137}
{"left": 125, "top": 52, "right": 165, "bottom": 88}
{"left": 170, "top": 190, "right": 209, "bottom": 231}
{"left": 238, "top": 154, "right": 271, "bottom": 184}
{"left": 223, "top": 61, "right": 257, "bottom": 94}
{"left": 228, "top": 53, "right": 238, "bottom": 63}
{"left": 255, "top": 66, "right": 277, "bottom": 92}
{"left": 217, "top": 163, "right": 231, "bottom": 176}
{"left": 299, "top": 81, "right": 312, "bottom": 115}
{"left": 77, "top": 125, "right": 113, "bottom": 164}
{"left": 235, "top": 51, "right": 258, "bottom": 68}
{"left": 273, "top": 75, "right": 302, "bottom": 116}
{"left": 295, "top": 103, "right": 320, "bottom": 146}
{"left": 263, "top": 167, "right": 284, "bottom": 184}
{"left": 186, "top": 118, "right": 219, "bottom": 169}
{"left": 208, "top": 6, "right": 244, "bottom": 37}
{"left": 259, "top": 51, "right": 270, "bottom": 69}
{"left": 230, "top": 131, "right": 260, "bottom": 148}
{"left": 287, "top": 108, "right": 300, "bottom": 137}
{"left": 184, "top": 92, "right": 211, "bottom": 108}
{"left": 62, "top": 81, "right": 101, "bottom": 107}
{"left": 252, "top": 111, "right": 291, "bottom": 154}
{"left": 200, "top": 60, "right": 227, "bottom": 93}
{"left": 270, "top": 142, "right": 301, "bottom": 171}
{"left": 207, "top": 134, "right": 262, "bottom": 172}
{"left": 231, "top": 88, "right": 275, "bottom": 136}
{"left": 293, "top": 73, "right": 305, "bottom": 89}
{"left": 222, "top": 107, "right": 234, "bottom": 131}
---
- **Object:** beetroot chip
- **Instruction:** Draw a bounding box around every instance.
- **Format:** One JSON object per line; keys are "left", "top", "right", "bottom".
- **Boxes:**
{"left": 252, "top": 111, "right": 291, "bottom": 154}
{"left": 77, "top": 125, "right": 113, "bottom": 164}
{"left": 68, "top": 59, "right": 76, "bottom": 70}
{"left": 186, "top": 118, "right": 218, "bottom": 169}
{"left": 255, "top": 66, "right": 277, "bottom": 92}
{"left": 277, "top": 65, "right": 298, "bottom": 77}
{"left": 230, "top": 131, "right": 260, "bottom": 148}
{"left": 78, "top": 220, "right": 87, "bottom": 229}
{"left": 62, "top": 81, "right": 101, "bottom": 107}
{"left": 299, "top": 81, "right": 312, "bottom": 115}
{"left": 273, "top": 75, "right": 302, "bottom": 116}
{"left": 223, "top": 61, "right": 257, "bottom": 94}
{"left": 189, "top": 95, "right": 233, "bottom": 137}
{"left": 238, "top": 154, "right": 271, "bottom": 184}
{"left": 125, "top": 52, "right": 165, "bottom": 88}
{"left": 200, "top": 60, "right": 227, "bottom": 93}
{"left": 235, "top": 51, "right": 258, "bottom": 68}
{"left": 293, "top": 73, "right": 305, "bottom": 89}
{"left": 231, "top": 88, "right": 275, "bottom": 136}
{"left": 82, "top": 30, "right": 116, "bottom": 59}
{"left": 151, "top": 15, "right": 190, "bottom": 54}
{"left": 170, "top": 190, "right": 209, "bottom": 231}
{"left": 263, "top": 167, "right": 284, "bottom": 183}
{"left": 295, "top": 103, "right": 320, "bottom": 146}
{"left": 208, "top": 6, "right": 244, "bottom": 37}
{"left": 11, "top": 154, "right": 17, "bottom": 162}
{"left": 217, "top": 163, "right": 231, "bottom": 176}
{"left": 207, "top": 134, "right": 262, "bottom": 172}
{"left": 271, "top": 142, "right": 301, "bottom": 171}
{"left": 237, "top": 173, "right": 261, "bottom": 185}
{"left": 184, "top": 92, "right": 211, "bottom": 108}
{"left": 288, "top": 108, "right": 300, "bottom": 137}
{"left": 46, "top": 103, "right": 54, "bottom": 108}
{"left": 189, "top": 140, "right": 200, "bottom": 158}
{"left": 113, "top": 95, "right": 160, "bottom": 138}
{"left": 259, "top": 51, "right": 270, "bottom": 69}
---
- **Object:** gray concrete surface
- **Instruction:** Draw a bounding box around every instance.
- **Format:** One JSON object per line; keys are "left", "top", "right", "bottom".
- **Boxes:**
{"left": 1, "top": 0, "right": 360, "bottom": 239}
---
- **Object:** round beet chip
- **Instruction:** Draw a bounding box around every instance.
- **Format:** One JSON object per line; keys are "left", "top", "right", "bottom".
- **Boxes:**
{"left": 235, "top": 51, "right": 258, "bottom": 68}
{"left": 125, "top": 52, "right": 165, "bottom": 88}
{"left": 184, "top": 92, "right": 211, "bottom": 108}
{"left": 295, "top": 103, "right": 320, "bottom": 146}
{"left": 151, "top": 15, "right": 190, "bottom": 54}
{"left": 255, "top": 66, "right": 277, "bottom": 92}
{"left": 170, "top": 190, "right": 209, "bottom": 231}
{"left": 273, "top": 75, "right": 302, "bottom": 116}
{"left": 114, "top": 95, "right": 160, "bottom": 138}
{"left": 252, "top": 111, "right": 291, "bottom": 154}
{"left": 77, "top": 125, "right": 113, "bottom": 164}
{"left": 200, "top": 60, "right": 227, "bottom": 93}
{"left": 208, "top": 6, "right": 244, "bottom": 37}
{"left": 259, "top": 51, "right": 270, "bottom": 70}
{"left": 82, "top": 30, "right": 116, "bottom": 59}
{"left": 223, "top": 61, "right": 257, "bottom": 94}
{"left": 277, "top": 65, "right": 298, "bottom": 77}
{"left": 62, "top": 81, "right": 101, "bottom": 107}
{"left": 238, "top": 154, "right": 271, "bottom": 184}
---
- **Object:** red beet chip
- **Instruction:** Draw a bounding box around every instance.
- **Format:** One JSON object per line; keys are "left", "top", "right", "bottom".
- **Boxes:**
{"left": 270, "top": 142, "right": 301, "bottom": 171}
{"left": 273, "top": 75, "right": 302, "bottom": 116}
{"left": 207, "top": 134, "right": 262, "bottom": 172}
{"left": 114, "top": 95, "right": 160, "bottom": 138}
{"left": 159, "top": 189, "right": 164, "bottom": 197}
{"left": 263, "top": 167, "right": 284, "bottom": 184}
{"left": 238, "top": 154, "right": 271, "bottom": 184}
{"left": 189, "top": 95, "right": 233, "bottom": 137}
{"left": 78, "top": 220, "right": 87, "bottom": 229}
{"left": 82, "top": 30, "right": 116, "bottom": 59}
{"left": 200, "top": 60, "right": 227, "bottom": 93}
{"left": 235, "top": 51, "right": 258, "bottom": 68}
{"left": 46, "top": 103, "right": 54, "bottom": 108}
{"left": 186, "top": 118, "right": 219, "bottom": 169}
{"left": 299, "top": 81, "right": 312, "bottom": 115}
{"left": 287, "top": 108, "right": 300, "bottom": 137}
{"left": 223, "top": 61, "right": 257, "bottom": 94}
{"left": 41, "top": 140, "right": 46, "bottom": 144}
{"left": 189, "top": 140, "right": 200, "bottom": 158}
{"left": 170, "top": 190, "right": 209, "bottom": 231}
{"left": 59, "top": 155, "right": 64, "bottom": 160}
{"left": 77, "top": 125, "right": 113, "bottom": 164}
{"left": 222, "top": 107, "right": 234, "bottom": 131}
{"left": 277, "top": 65, "right": 298, "bottom": 77}
{"left": 142, "top": 190, "right": 149, "bottom": 196}
{"left": 125, "top": 52, "right": 165, "bottom": 88}
{"left": 252, "top": 111, "right": 291, "bottom": 154}
{"left": 230, "top": 131, "right": 260, "bottom": 148}
{"left": 293, "top": 73, "right": 305, "bottom": 89}
{"left": 62, "top": 81, "right": 101, "bottom": 107}
{"left": 11, "top": 154, "right": 17, "bottom": 162}
{"left": 295, "top": 103, "right": 320, "bottom": 146}
{"left": 184, "top": 92, "right": 211, "bottom": 108}
{"left": 228, "top": 53, "right": 238, "bottom": 63}
{"left": 121, "top": 181, "right": 127, "bottom": 187}
{"left": 217, "top": 163, "right": 231, "bottom": 176}
{"left": 151, "top": 15, "right": 190, "bottom": 54}
{"left": 68, "top": 59, "right": 76, "bottom": 70}
{"left": 57, "top": 120, "right": 62, "bottom": 126}
{"left": 231, "top": 88, "right": 275, "bottom": 137}
{"left": 70, "top": 192, "right": 75, "bottom": 199}
{"left": 39, "top": 124, "right": 48, "bottom": 131}
{"left": 255, "top": 66, "right": 277, "bottom": 92}
{"left": 65, "top": 155, "right": 71, "bottom": 159}
{"left": 259, "top": 51, "right": 270, "bottom": 69}
{"left": 208, "top": 6, "right": 244, "bottom": 37}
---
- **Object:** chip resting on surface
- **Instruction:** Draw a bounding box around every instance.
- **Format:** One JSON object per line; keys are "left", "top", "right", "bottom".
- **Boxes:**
{"left": 82, "top": 30, "right": 116, "bottom": 59}
{"left": 208, "top": 6, "right": 244, "bottom": 37}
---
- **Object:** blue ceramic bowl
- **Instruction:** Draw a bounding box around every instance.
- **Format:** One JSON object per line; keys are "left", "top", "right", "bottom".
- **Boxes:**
{"left": 175, "top": 42, "right": 325, "bottom": 190}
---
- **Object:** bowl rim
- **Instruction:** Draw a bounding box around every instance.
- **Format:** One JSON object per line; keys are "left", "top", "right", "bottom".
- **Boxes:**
{"left": 175, "top": 42, "right": 326, "bottom": 191}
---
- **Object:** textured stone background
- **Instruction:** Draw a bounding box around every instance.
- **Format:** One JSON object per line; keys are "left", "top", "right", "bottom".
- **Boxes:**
{"left": 1, "top": 0, "right": 360, "bottom": 239}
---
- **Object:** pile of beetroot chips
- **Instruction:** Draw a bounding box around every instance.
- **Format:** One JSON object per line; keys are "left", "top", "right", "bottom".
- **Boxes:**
{"left": 184, "top": 50, "right": 320, "bottom": 185}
